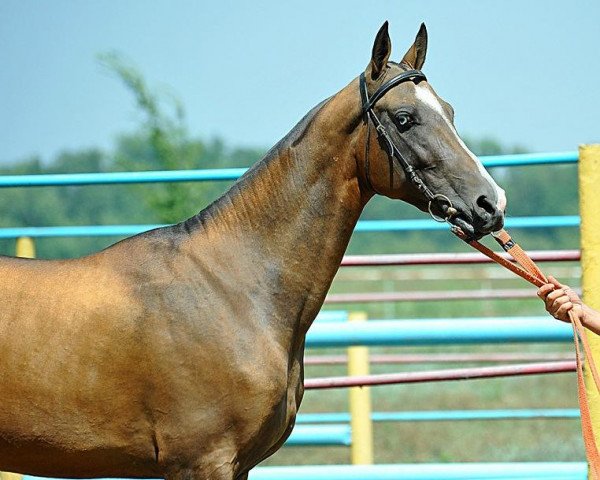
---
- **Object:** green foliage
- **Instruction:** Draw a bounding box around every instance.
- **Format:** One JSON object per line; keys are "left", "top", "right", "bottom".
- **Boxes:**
{"left": 0, "top": 135, "right": 268, "bottom": 258}
{"left": 98, "top": 52, "right": 268, "bottom": 225}
{"left": 0, "top": 148, "right": 150, "bottom": 258}
{"left": 99, "top": 51, "right": 204, "bottom": 223}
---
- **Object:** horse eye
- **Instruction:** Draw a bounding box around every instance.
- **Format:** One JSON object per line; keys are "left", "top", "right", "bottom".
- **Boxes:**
{"left": 394, "top": 113, "right": 414, "bottom": 131}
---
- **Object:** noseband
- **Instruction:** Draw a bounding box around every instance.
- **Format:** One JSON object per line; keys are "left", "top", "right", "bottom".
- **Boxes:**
{"left": 359, "top": 69, "right": 457, "bottom": 222}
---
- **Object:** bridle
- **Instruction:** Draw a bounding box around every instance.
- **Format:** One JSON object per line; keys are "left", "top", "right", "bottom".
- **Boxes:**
{"left": 359, "top": 69, "right": 457, "bottom": 224}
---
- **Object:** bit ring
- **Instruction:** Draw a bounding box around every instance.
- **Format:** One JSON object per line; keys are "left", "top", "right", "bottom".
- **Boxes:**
{"left": 428, "top": 194, "right": 456, "bottom": 223}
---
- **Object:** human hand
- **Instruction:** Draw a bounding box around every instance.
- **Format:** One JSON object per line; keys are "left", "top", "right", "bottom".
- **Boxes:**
{"left": 537, "top": 275, "right": 583, "bottom": 323}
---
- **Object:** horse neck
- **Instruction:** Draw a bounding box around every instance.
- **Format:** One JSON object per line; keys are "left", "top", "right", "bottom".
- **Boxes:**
{"left": 185, "top": 80, "right": 371, "bottom": 345}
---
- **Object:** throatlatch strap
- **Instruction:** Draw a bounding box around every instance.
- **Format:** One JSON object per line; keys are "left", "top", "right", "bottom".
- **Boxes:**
{"left": 455, "top": 228, "right": 600, "bottom": 478}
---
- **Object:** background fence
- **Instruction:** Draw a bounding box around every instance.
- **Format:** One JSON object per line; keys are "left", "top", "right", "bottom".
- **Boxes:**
{"left": 3, "top": 147, "right": 600, "bottom": 480}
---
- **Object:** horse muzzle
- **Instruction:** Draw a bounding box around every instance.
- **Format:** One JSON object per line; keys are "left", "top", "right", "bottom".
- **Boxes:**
{"left": 449, "top": 208, "right": 505, "bottom": 240}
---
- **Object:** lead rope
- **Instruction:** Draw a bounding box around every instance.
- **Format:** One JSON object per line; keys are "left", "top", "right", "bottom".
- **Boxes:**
{"left": 453, "top": 228, "right": 600, "bottom": 478}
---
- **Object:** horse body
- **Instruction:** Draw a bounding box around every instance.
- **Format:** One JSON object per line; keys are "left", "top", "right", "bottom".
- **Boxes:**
{"left": 0, "top": 23, "right": 505, "bottom": 480}
{"left": 0, "top": 254, "right": 158, "bottom": 477}
{"left": 0, "top": 84, "right": 365, "bottom": 479}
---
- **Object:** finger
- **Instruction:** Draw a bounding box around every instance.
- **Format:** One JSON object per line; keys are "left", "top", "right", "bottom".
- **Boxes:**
{"left": 550, "top": 296, "right": 570, "bottom": 313}
{"left": 547, "top": 289, "right": 565, "bottom": 302}
{"left": 563, "top": 287, "right": 582, "bottom": 304}
{"left": 537, "top": 284, "right": 554, "bottom": 298}
{"left": 555, "top": 301, "right": 574, "bottom": 321}
{"left": 548, "top": 275, "right": 568, "bottom": 290}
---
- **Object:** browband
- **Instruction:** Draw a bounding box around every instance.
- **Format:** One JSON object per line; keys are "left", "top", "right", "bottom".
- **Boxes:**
{"left": 361, "top": 69, "right": 427, "bottom": 113}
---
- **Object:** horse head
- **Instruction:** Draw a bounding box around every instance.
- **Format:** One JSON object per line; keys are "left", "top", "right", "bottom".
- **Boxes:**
{"left": 357, "top": 22, "right": 506, "bottom": 239}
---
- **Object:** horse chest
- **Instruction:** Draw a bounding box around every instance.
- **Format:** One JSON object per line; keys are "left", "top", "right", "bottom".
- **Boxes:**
{"left": 234, "top": 352, "right": 304, "bottom": 468}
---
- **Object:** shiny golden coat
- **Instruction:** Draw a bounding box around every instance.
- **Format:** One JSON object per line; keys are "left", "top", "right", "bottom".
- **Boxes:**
{"left": 0, "top": 23, "right": 504, "bottom": 480}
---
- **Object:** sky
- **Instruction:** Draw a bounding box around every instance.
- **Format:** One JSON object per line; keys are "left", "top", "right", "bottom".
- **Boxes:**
{"left": 1, "top": 0, "right": 599, "bottom": 165}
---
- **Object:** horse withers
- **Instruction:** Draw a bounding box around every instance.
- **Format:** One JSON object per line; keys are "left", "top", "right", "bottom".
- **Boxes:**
{"left": 0, "top": 22, "right": 505, "bottom": 480}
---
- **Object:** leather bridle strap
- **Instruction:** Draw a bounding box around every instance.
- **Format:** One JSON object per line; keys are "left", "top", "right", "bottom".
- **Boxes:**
{"left": 362, "top": 69, "right": 428, "bottom": 113}
{"left": 359, "top": 69, "right": 458, "bottom": 224}
{"left": 359, "top": 70, "right": 437, "bottom": 203}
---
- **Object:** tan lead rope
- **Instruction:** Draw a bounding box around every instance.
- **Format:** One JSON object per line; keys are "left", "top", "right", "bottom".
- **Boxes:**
{"left": 453, "top": 227, "right": 600, "bottom": 478}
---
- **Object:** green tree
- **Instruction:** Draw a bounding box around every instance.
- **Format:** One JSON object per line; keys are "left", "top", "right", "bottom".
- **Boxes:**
{"left": 99, "top": 51, "right": 206, "bottom": 223}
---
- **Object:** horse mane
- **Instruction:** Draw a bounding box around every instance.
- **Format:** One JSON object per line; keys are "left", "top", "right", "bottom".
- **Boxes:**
{"left": 95, "top": 95, "right": 335, "bottom": 253}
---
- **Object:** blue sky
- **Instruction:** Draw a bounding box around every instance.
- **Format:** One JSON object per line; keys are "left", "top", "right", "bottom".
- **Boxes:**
{"left": 1, "top": 0, "right": 599, "bottom": 165}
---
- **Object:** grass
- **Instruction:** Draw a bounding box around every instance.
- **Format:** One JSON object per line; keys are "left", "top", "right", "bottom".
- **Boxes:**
{"left": 261, "top": 261, "right": 584, "bottom": 467}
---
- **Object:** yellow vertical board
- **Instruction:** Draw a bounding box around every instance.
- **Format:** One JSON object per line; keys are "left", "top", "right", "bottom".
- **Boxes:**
{"left": 579, "top": 144, "right": 600, "bottom": 470}
{"left": 347, "top": 311, "right": 373, "bottom": 464}
{"left": 16, "top": 237, "right": 36, "bottom": 259}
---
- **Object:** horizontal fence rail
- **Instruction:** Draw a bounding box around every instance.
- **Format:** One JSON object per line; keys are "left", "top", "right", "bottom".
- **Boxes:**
{"left": 304, "top": 361, "right": 576, "bottom": 389}
{"left": 0, "top": 151, "right": 578, "bottom": 188}
{"left": 0, "top": 215, "right": 581, "bottom": 239}
{"left": 480, "top": 151, "right": 578, "bottom": 167}
{"left": 23, "top": 462, "right": 588, "bottom": 480}
{"left": 296, "top": 408, "right": 581, "bottom": 423}
{"left": 284, "top": 424, "right": 351, "bottom": 446}
{"left": 340, "top": 249, "right": 580, "bottom": 266}
{"left": 0, "top": 168, "right": 248, "bottom": 187}
{"left": 248, "top": 462, "right": 587, "bottom": 479}
{"left": 305, "top": 317, "right": 572, "bottom": 348}
{"left": 304, "top": 352, "right": 575, "bottom": 365}
{"left": 325, "top": 288, "right": 582, "bottom": 304}
{"left": 354, "top": 215, "right": 579, "bottom": 232}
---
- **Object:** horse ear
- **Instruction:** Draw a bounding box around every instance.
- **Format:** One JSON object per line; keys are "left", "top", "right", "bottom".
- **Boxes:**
{"left": 401, "top": 23, "right": 428, "bottom": 70}
{"left": 369, "top": 21, "right": 392, "bottom": 81}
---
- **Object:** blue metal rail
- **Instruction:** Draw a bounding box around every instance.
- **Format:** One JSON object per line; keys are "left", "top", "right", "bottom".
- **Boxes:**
{"left": 284, "top": 424, "right": 351, "bottom": 446}
{"left": 305, "top": 316, "right": 572, "bottom": 348}
{"left": 0, "top": 215, "right": 580, "bottom": 239}
{"left": 0, "top": 152, "right": 578, "bottom": 188}
{"left": 23, "top": 463, "right": 588, "bottom": 480}
{"left": 248, "top": 463, "right": 587, "bottom": 479}
{"left": 481, "top": 151, "right": 578, "bottom": 168}
{"left": 296, "top": 408, "right": 580, "bottom": 424}
{"left": 0, "top": 168, "right": 248, "bottom": 187}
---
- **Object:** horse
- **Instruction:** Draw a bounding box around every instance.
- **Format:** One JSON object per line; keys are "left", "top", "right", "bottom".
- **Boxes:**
{"left": 0, "top": 22, "right": 505, "bottom": 480}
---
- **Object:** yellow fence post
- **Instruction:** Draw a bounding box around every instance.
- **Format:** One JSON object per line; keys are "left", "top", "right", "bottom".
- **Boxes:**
{"left": 0, "top": 473, "right": 24, "bottom": 480}
{"left": 347, "top": 311, "right": 373, "bottom": 464}
{"left": 16, "top": 236, "right": 36, "bottom": 259}
{"left": 579, "top": 144, "right": 600, "bottom": 477}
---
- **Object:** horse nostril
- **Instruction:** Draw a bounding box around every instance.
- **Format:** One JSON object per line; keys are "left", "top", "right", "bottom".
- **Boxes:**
{"left": 476, "top": 195, "right": 496, "bottom": 216}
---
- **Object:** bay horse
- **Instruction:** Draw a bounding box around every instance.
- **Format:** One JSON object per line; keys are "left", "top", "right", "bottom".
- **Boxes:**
{"left": 0, "top": 22, "right": 505, "bottom": 480}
